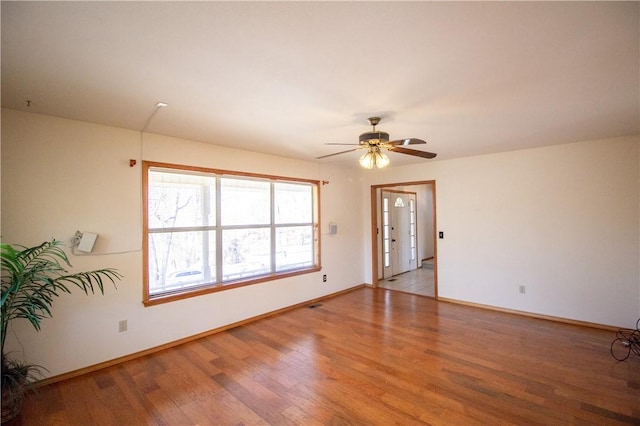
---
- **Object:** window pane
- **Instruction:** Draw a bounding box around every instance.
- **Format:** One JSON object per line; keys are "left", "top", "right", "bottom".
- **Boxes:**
{"left": 148, "top": 230, "right": 216, "bottom": 294}
{"left": 221, "top": 178, "right": 270, "bottom": 225}
{"left": 148, "top": 170, "right": 215, "bottom": 229}
{"left": 276, "top": 226, "right": 313, "bottom": 272}
{"left": 275, "top": 182, "right": 312, "bottom": 224}
{"left": 222, "top": 228, "right": 270, "bottom": 280}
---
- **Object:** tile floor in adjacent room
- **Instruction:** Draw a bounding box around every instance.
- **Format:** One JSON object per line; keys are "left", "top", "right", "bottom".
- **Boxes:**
{"left": 377, "top": 260, "right": 435, "bottom": 297}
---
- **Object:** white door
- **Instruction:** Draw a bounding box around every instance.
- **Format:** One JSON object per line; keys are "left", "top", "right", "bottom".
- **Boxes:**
{"left": 382, "top": 191, "right": 418, "bottom": 278}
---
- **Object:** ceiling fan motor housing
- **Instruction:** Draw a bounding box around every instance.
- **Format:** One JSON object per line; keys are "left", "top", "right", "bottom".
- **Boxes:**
{"left": 359, "top": 131, "right": 390, "bottom": 145}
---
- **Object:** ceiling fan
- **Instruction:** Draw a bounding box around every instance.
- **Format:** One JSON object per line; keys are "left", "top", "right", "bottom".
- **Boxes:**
{"left": 316, "top": 117, "right": 437, "bottom": 169}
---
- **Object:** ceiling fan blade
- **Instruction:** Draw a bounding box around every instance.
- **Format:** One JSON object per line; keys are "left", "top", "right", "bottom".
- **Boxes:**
{"left": 324, "top": 143, "right": 361, "bottom": 146}
{"left": 388, "top": 146, "right": 437, "bottom": 159}
{"left": 316, "top": 148, "right": 361, "bottom": 159}
{"left": 388, "top": 138, "right": 426, "bottom": 146}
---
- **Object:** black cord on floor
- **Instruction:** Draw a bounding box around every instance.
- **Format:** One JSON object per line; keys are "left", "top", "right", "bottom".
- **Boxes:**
{"left": 610, "top": 318, "right": 640, "bottom": 361}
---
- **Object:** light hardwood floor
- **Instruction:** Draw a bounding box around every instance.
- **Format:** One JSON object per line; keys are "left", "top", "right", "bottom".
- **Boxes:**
{"left": 9, "top": 287, "right": 640, "bottom": 425}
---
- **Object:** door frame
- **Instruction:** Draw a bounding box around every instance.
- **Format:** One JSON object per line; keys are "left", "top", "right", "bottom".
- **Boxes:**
{"left": 370, "top": 180, "right": 438, "bottom": 298}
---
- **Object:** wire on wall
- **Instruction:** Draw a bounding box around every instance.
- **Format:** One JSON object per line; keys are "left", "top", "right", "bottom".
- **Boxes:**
{"left": 71, "top": 102, "right": 167, "bottom": 257}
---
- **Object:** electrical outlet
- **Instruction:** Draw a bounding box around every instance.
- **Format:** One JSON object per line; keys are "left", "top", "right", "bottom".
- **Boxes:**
{"left": 118, "top": 320, "right": 127, "bottom": 332}
{"left": 519, "top": 285, "right": 526, "bottom": 295}
{"left": 322, "top": 274, "right": 327, "bottom": 282}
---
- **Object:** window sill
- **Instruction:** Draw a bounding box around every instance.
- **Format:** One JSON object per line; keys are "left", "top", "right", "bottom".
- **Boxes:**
{"left": 143, "top": 266, "right": 321, "bottom": 307}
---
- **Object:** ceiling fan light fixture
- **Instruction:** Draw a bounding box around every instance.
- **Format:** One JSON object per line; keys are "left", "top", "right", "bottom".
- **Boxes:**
{"left": 359, "top": 147, "right": 389, "bottom": 169}
{"left": 359, "top": 131, "right": 389, "bottom": 144}
{"left": 316, "top": 116, "right": 436, "bottom": 166}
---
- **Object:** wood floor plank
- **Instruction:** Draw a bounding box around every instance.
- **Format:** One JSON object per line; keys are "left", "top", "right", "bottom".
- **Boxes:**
{"left": 7, "top": 287, "right": 640, "bottom": 425}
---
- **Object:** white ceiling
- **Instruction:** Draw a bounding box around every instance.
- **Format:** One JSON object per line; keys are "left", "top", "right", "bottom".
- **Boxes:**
{"left": 2, "top": 2, "right": 639, "bottom": 168}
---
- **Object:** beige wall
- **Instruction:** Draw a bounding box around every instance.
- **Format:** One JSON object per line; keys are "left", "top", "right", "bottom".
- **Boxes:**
{"left": 1, "top": 109, "right": 365, "bottom": 377}
{"left": 363, "top": 135, "right": 640, "bottom": 327}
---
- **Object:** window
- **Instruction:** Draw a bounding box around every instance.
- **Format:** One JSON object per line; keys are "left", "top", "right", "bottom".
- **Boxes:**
{"left": 143, "top": 162, "right": 320, "bottom": 305}
{"left": 409, "top": 198, "right": 416, "bottom": 262}
{"left": 382, "top": 197, "right": 390, "bottom": 268}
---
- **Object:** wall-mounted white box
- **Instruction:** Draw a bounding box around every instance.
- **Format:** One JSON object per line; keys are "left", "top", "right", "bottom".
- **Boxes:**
{"left": 77, "top": 232, "right": 98, "bottom": 252}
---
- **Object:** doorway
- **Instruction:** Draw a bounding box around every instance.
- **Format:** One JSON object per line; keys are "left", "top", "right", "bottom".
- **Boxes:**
{"left": 371, "top": 181, "right": 437, "bottom": 298}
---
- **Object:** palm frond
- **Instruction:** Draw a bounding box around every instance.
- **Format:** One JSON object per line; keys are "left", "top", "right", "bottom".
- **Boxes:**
{"left": 1, "top": 239, "right": 122, "bottom": 360}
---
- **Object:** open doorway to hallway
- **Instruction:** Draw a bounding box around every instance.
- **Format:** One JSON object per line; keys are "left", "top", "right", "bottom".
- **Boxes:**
{"left": 378, "top": 266, "right": 435, "bottom": 297}
{"left": 370, "top": 181, "right": 437, "bottom": 298}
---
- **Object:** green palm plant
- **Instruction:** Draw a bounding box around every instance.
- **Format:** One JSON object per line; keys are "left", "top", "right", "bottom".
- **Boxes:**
{"left": 1, "top": 239, "right": 121, "bottom": 421}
